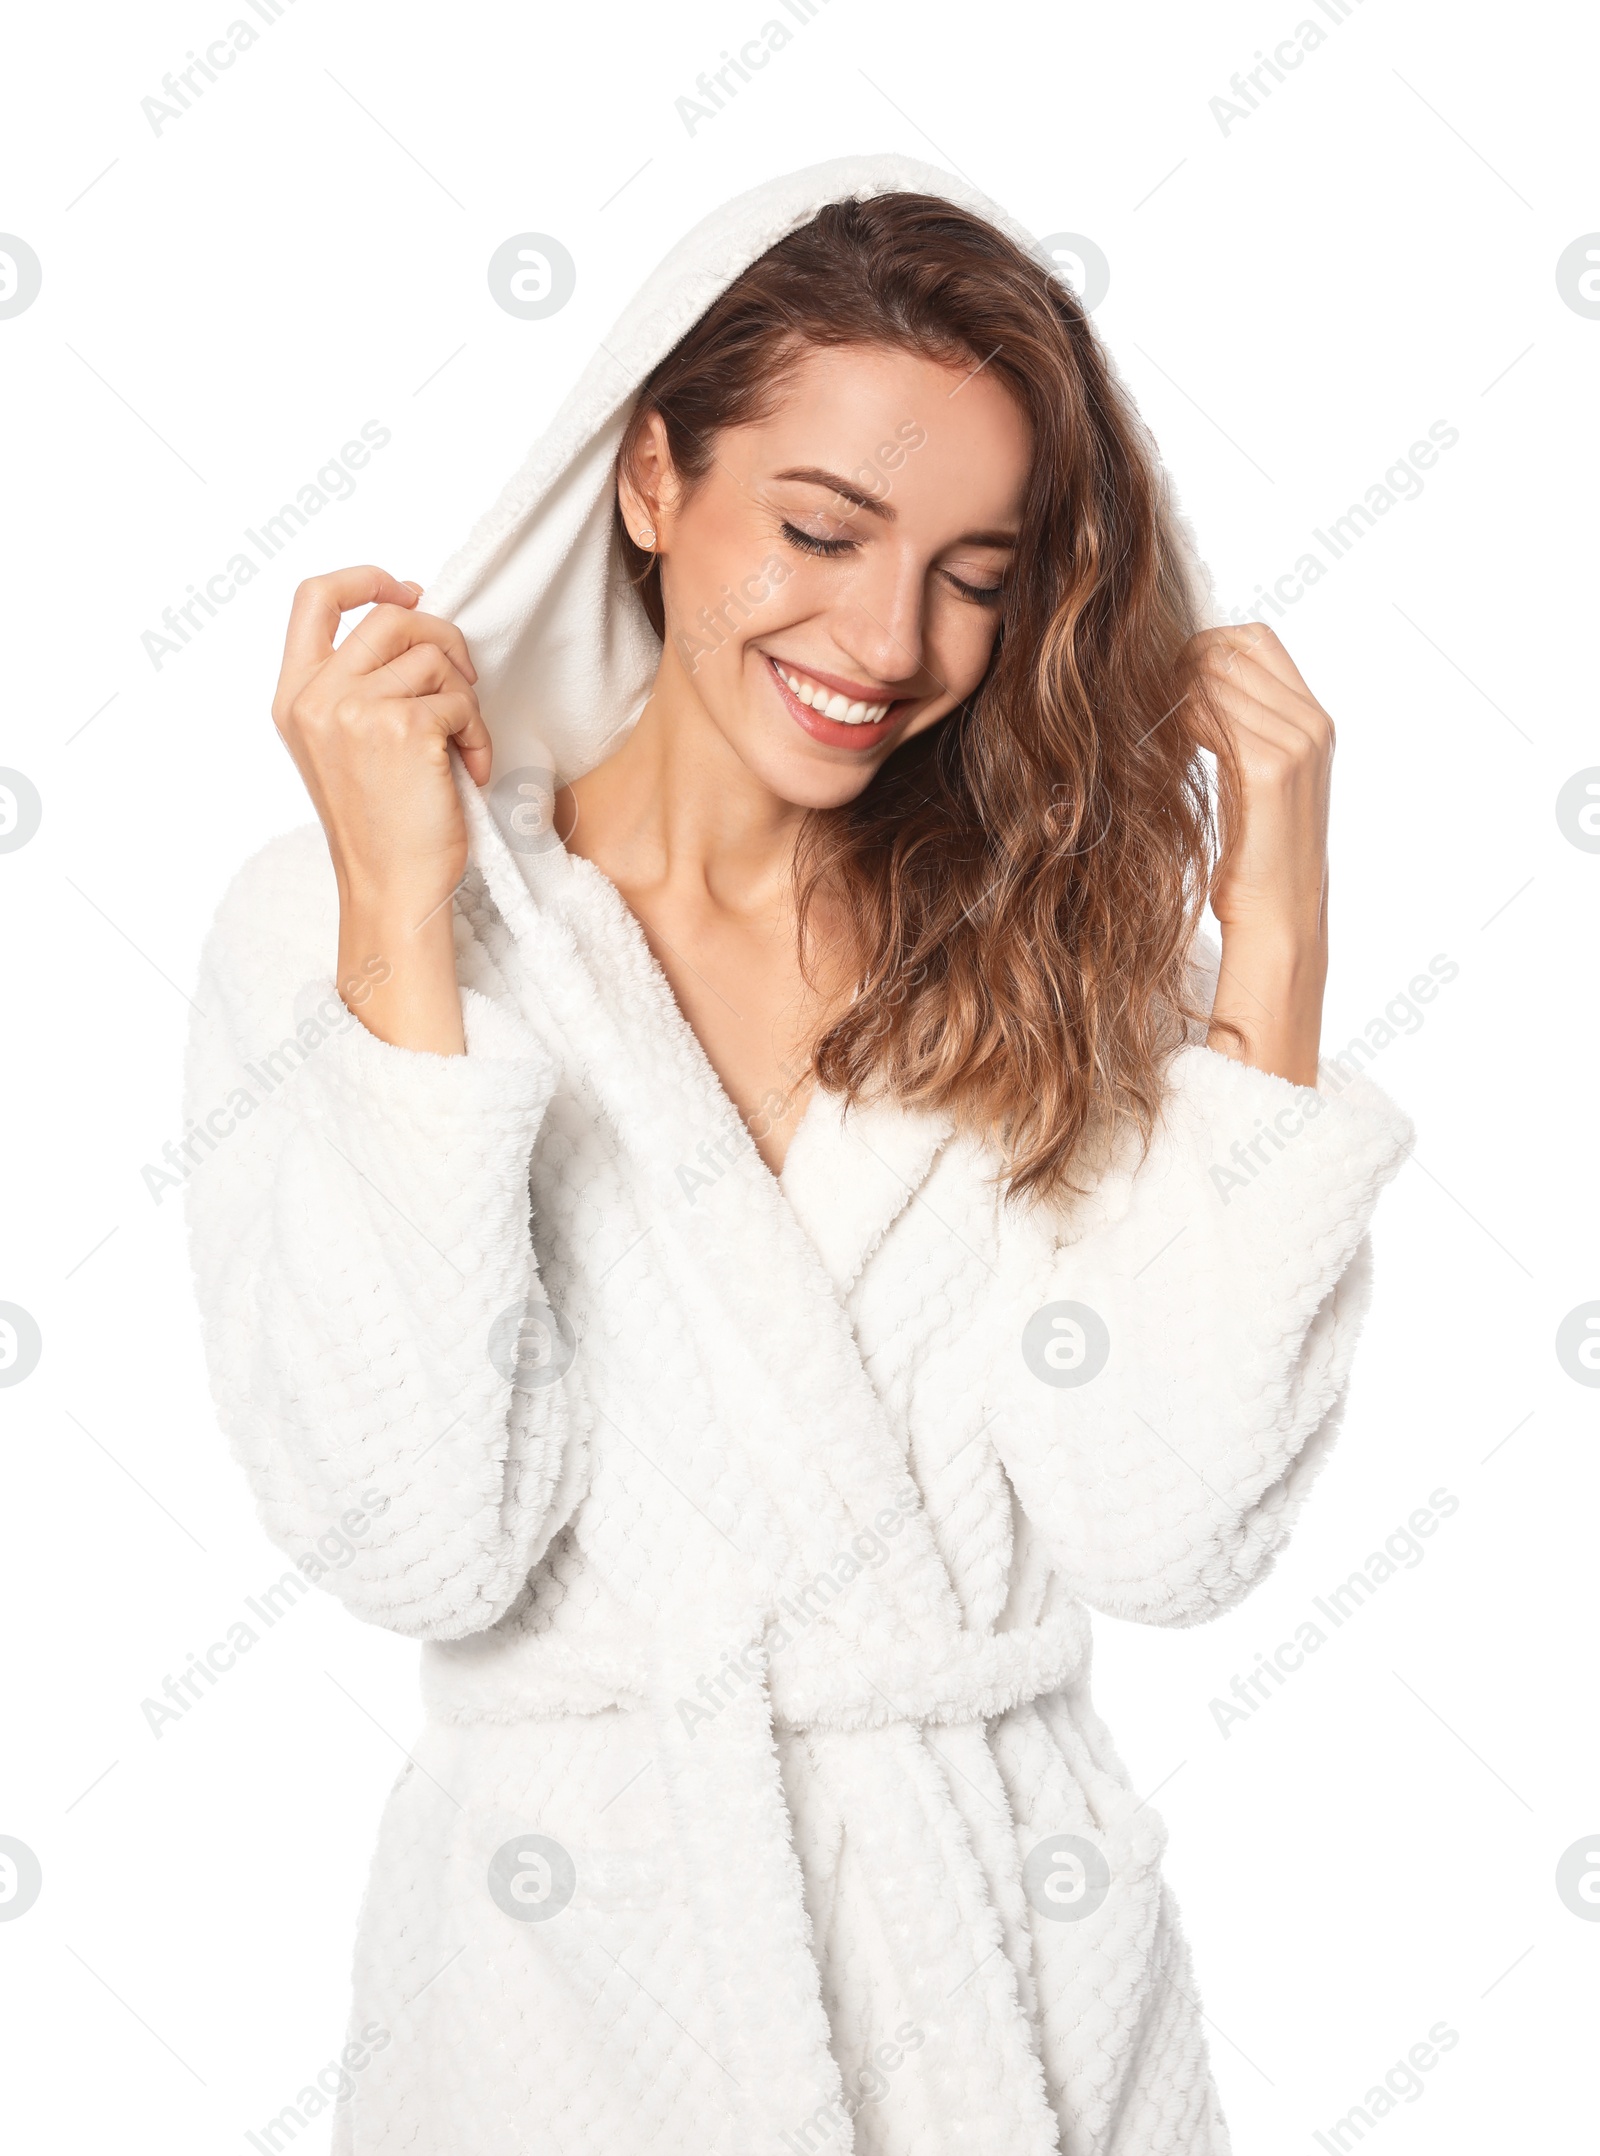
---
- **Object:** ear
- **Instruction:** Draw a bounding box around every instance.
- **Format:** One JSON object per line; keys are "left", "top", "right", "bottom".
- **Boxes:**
{"left": 617, "top": 409, "right": 680, "bottom": 550}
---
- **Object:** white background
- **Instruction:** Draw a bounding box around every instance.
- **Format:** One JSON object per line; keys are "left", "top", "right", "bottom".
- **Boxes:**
{"left": 1, "top": 0, "right": 1595, "bottom": 2148}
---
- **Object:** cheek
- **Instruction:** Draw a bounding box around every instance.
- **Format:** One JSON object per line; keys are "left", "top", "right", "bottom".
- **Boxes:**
{"left": 665, "top": 527, "right": 807, "bottom": 667}
{"left": 930, "top": 603, "right": 1004, "bottom": 699}
{"left": 680, "top": 564, "right": 812, "bottom": 664}
{"left": 670, "top": 491, "right": 774, "bottom": 604}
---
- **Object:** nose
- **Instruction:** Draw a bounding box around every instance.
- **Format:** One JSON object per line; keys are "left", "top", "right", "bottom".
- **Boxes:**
{"left": 828, "top": 542, "right": 928, "bottom": 692}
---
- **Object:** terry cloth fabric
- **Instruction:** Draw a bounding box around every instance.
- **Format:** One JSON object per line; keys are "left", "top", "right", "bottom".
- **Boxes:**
{"left": 185, "top": 155, "right": 1412, "bottom": 2155}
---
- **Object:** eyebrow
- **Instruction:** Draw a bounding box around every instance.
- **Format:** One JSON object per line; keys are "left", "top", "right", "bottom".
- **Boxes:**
{"left": 774, "top": 466, "right": 1018, "bottom": 548}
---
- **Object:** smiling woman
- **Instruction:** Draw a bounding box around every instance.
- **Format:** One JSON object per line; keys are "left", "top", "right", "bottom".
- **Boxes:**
{"left": 183, "top": 155, "right": 1414, "bottom": 2156}
{"left": 573, "top": 191, "right": 1248, "bottom": 1186}
{"left": 572, "top": 312, "right": 1045, "bottom": 1172}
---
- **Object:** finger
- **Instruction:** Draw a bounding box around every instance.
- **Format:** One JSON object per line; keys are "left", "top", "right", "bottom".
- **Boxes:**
{"left": 1187, "top": 646, "right": 1274, "bottom": 751}
{"left": 1190, "top": 632, "right": 1270, "bottom": 732}
{"left": 1191, "top": 669, "right": 1329, "bottom": 775}
{"left": 451, "top": 706, "right": 493, "bottom": 788}
{"left": 1215, "top": 663, "right": 1334, "bottom": 752}
{"left": 1199, "top": 640, "right": 1327, "bottom": 739}
{"left": 1208, "top": 697, "right": 1331, "bottom": 778}
{"left": 349, "top": 639, "right": 476, "bottom": 703}
{"left": 1183, "top": 680, "right": 1227, "bottom": 758}
{"left": 389, "top": 653, "right": 493, "bottom": 783}
{"left": 372, "top": 691, "right": 493, "bottom": 785}
{"left": 1200, "top": 633, "right": 1280, "bottom": 696}
{"left": 337, "top": 604, "right": 478, "bottom": 685}
{"left": 282, "top": 568, "right": 420, "bottom": 682}
{"left": 1200, "top": 623, "right": 1312, "bottom": 700}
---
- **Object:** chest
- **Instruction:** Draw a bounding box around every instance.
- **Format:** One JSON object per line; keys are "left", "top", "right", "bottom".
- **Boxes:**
{"left": 642, "top": 907, "right": 820, "bottom": 1172}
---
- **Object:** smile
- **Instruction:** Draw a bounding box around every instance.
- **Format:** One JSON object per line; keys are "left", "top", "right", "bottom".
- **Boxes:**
{"left": 764, "top": 653, "right": 914, "bottom": 752}
{"left": 772, "top": 660, "right": 893, "bottom": 724}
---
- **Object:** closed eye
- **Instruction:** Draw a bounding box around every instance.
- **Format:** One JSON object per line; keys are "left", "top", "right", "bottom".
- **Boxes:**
{"left": 780, "top": 520, "right": 857, "bottom": 558}
{"left": 783, "top": 518, "right": 1007, "bottom": 603}
{"left": 944, "top": 570, "right": 1007, "bottom": 605}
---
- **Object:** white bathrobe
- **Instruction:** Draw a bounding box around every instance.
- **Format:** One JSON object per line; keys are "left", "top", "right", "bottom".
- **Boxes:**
{"left": 184, "top": 157, "right": 1414, "bottom": 2156}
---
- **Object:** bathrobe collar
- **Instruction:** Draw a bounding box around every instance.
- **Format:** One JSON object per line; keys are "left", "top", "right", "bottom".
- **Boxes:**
{"left": 779, "top": 1084, "right": 957, "bottom": 1298}
{"left": 458, "top": 763, "right": 969, "bottom": 1647}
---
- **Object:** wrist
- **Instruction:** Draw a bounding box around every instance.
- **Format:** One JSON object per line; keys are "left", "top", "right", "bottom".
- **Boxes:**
{"left": 1215, "top": 916, "right": 1328, "bottom": 987}
{"left": 334, "top": 854, "right": 459, "bottom": 922}
{"left": 336, "top": 889, "right": 465, "bottom": 1057}
{"left": 1208, "top": 919, "right": 1327, "bottom": 1088}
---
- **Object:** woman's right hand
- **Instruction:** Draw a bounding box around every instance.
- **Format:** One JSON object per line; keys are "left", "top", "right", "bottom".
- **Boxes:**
{"left": 272, "top": 567, "right": 492, "bottom": 1055}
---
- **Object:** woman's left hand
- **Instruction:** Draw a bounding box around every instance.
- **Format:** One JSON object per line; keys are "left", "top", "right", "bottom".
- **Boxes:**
{"left": 1188, "top": 624, "right": 1334, "bottom": 1087}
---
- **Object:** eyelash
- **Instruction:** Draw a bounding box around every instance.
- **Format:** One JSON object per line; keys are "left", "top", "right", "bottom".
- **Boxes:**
{"left": 947, "top": 573, "right": 1007, "bottom": 607}
{"left": 780, "top": 521, "right": 854, "bottom": 559}
{"left": 778, "top": 520, "right": 1007, "bottom": 606}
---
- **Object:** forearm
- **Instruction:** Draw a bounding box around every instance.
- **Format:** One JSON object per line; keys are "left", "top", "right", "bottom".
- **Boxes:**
{"left": 337, "top": 883, "right": 466, "bottom": 1055}
{"left": 1206, "top": 920, "right": 1328, "bottom": 1087}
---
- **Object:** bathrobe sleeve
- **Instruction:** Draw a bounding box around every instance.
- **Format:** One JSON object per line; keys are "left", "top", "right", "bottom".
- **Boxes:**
{"left": 993, "top": 1039, "right": 1414, "bottom": 1628}
{"left": 182, "top": 827, "right": 573, "bottom": 1640}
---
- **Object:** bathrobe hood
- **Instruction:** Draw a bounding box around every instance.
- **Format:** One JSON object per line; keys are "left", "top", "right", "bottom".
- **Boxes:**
{"left": 420, "top": 152, "right": 1215, "bottom": 836}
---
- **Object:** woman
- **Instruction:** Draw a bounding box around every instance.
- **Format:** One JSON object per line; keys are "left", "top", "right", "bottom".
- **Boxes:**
{"left": 186, "top": 156, "right": 1413, "bottom": 2154}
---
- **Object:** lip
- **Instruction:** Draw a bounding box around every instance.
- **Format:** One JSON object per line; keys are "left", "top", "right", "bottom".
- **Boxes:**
{"left": 763, "top": 653, "right": 913, "bottom": 752}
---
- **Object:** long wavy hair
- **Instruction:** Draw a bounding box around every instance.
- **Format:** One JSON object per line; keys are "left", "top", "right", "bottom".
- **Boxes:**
{"left": 615, "top": 191, "right": 1241, "bottom": 1204}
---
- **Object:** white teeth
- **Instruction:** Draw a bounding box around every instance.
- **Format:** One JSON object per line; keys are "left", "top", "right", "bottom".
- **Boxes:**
{"left": 776, "top": 660, "right": 891, "bottom": 724}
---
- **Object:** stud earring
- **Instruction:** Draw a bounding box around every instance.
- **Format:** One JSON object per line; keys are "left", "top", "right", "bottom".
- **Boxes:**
{"left": 636, "top": 524, "right": 656, "bottom": 549}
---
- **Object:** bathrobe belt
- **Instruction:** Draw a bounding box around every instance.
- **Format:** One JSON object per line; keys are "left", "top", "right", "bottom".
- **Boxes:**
{"left": 420, "top": 1599, "right": 1094, "bottom": 1732}
{"left": 421, "top": 1603, "right": 1097, "bottom": 2154}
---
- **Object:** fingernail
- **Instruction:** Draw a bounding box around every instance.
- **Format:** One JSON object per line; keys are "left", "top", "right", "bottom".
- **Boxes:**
{"left": 402, "top": 580, "right": 424, "bottom": 598}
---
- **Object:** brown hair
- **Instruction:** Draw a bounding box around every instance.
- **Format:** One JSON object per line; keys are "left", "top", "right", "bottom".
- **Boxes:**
{"left": 616, "top": 191, "right": 1241, "bottom": 1204}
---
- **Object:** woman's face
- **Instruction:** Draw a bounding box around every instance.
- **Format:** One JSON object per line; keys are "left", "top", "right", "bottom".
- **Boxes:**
{"left": 622, "top": 342, "right": 1032, "bottom": 809}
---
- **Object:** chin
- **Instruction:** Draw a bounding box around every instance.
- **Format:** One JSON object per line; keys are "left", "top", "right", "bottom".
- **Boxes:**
{"left": 742, "top": 735, "right": 886, "bottom": 813}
